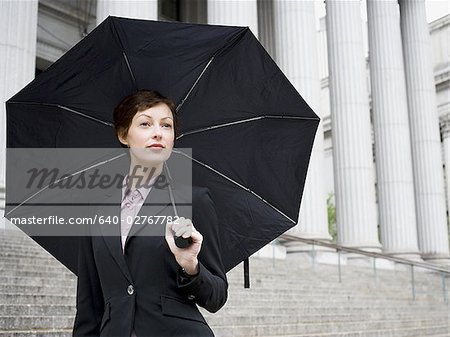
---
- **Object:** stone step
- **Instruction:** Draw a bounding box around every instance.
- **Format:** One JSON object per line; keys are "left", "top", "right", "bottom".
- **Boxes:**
{"left": 228, "top": 282, "right": 446, "bottom": 297}
{"left": 225, "top": 297, "right": 444, "bottom": 307}
{"left": 0, "top": 262, "right": 69, "bottom": 272}
{"left": 0, "top": 326, "right": 447, "bottom": 337}
{"left": 0, "top": 243, "right": 49, "bottom": 253}
{"left": 0, "top": 316, "right": 74, "bottom": 330}
{"left": 0, "top": 289, "right": 439, "bottom": 308}
{"left": 0, "top": 300, "right": 444, "bottom": 320}
{"left": 0, "top": 330, "right": 72, "bottom": 337}
{"left": 230, "top": 268, "right": 445, "bottom": 282}
{"left": 0, "top": 255, "right": 64, "bottom": 266}
{"left": 1, "top": 270, "right": 442, "bottom": 297}
{"left": 0, "top": 304, "right": 75, "bottom": 316}
{"left": 1, "top": 295, "right": 445, "bottom": 313}
{"left": 224, "top": 296, "right": 443, "bottom": 307}
{"left": 1, "top": 292, "right": 442, "bottom": 311}
{"left": 257, "top": 280, "right": 439, "bottom": 294}
{"left": 0, "top": 293, "right": 75, "bottom": 306}
{"left": 242, "top": 325, "right": 450, "bottom": 337}
{"left": 0, "top": 271, "right": 428, "bottom": 291}
{"left": 230, "top": 273, "right": 441, "bottom": 285}
{"left": 233, "top": 269, "right": 449, "bottom": 285}
{"left": 229, "top": 283, "right": 442, "bottom": 296}
{"left": 0, "top": 244, "right": 52, "bottom": 253}
{"left": 0, "top": 276, "right": 77, "bottom": 287}
{"left": 0, "top": 270, "right": 75, "bottom": 279}
{"left": 205, "top": 311, "right": 450, "bottom": 326}
{"left": 0, "top": 314, "right": 447, "bottom": 335}
{"left": 246, "top": 256, "right": 450, "bottom": 270}
{"left": 214, "top": 304, "right": 448, "bottom": 316}
{"left": 2, "top": 243, "right": 443, "bottom": 278}
{"left": 232, "top": 268, "right": 435, "bottom": 281}
{"left": 0, "top": 284, "right": 76, "bottom": 296}
{"left": 0, "top": 280, "right": 441, "bottom": 303}
{"left": 227, "top": 291, "right": 445, "bottom": 303}
{"left": 0, "top": 251, "right": 442, "bottom": 288}
{"left": 211, "top": 317, "right": 450, "bottom": 336}
{"left": 229, "top": 274, "right": 444, "bottom": 288}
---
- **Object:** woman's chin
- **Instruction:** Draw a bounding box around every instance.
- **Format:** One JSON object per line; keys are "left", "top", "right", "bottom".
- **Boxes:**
{"left": 130, "top": 154, "right": 172, "bottom": 173}
{"left": 131, "top": 149, "right": 171, "bottom": 164}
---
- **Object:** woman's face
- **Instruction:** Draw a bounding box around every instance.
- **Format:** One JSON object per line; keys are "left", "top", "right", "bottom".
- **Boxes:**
{"left": 118, "top": 103, "right": 175, "bottom": 168}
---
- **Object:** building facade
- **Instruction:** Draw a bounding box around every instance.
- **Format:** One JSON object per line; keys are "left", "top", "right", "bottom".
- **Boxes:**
{"left": 1, "top": 0, "right": 449, "bottom": 263}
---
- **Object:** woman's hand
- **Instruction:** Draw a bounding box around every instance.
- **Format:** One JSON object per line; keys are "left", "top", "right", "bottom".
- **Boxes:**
{"left": 165, "top": 217, "right": 203, "bottom": 275}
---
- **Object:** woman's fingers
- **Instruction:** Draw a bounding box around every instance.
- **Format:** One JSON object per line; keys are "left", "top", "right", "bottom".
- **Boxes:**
{"left": 165, "top": 217, "right": 203, "bottom": 269}
{"left": 166, "top": 217, "right": 202, "bottom": 243}
{"left": 171, "top": 217, "right": 192, "bottom": 237}
{"left": 174, "top": 226, "right": 193, "bottom": 238}
{"left": 190, "top": 228, "right": 203, "bottom": 243}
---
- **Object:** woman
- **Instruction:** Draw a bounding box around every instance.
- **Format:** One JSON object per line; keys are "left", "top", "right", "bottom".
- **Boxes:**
{"left": 73, "top": 90, "right": 228, "bottom": 337}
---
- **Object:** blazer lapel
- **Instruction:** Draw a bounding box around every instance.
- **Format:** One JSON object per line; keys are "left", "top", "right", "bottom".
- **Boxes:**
{"left": 97, "top": 188, "right": 134, "bottom": 283}
{"left": 95, "top": 168, "right": 174, "bottom": 282}
{"left": 124, "top": 183, "right": 172, "bottom": 249}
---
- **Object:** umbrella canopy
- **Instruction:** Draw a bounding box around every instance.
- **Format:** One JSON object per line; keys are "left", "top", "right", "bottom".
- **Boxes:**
{"left": 5, "top": 16, "right": 319, "bottom": 274}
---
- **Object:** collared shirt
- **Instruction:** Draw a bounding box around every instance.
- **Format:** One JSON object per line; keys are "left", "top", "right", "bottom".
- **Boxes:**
{"left": 120, "top": 174, "right": 157, "bottom": 337}
{"left": 120, "top": 179, "right": 153, "bottom": 252}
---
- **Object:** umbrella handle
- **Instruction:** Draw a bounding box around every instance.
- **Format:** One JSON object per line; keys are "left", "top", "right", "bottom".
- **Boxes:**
{"left": 174, "top": 236, "right": 193, "bottom": 248}
{"left": 165, "top": 163, "right": 193, "bottom": 249}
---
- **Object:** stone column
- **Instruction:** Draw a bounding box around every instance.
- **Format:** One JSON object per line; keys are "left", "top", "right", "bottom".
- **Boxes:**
{"left": 399, "top": 0, "right": 450, "bottom": 262}
{"left": 207, "top": 0, "right": 258, "bottom": 38}
{"left": 0, "top": 0, "right": 38, "bottom": 224}
{"left": 325, "top": 0, "right": 381, "bottom": 251}
{"left": 366, "top": 0, "right": 421, "bottom": 260}
{"left": 257, "top": 0, "right": 276, "bottom": 59}
{"left": 442, "top": 116, "right": 450, "bottom": 223}
{"left": 273, "top": 1, "right": 331, "bottom": 255}
{"left": 97, "top": 0, "right": 158, "bottom": 25}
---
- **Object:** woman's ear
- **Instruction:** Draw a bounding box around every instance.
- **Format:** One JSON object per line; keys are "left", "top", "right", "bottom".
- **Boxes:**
{"left": 117, "top": 132, "right": 128, "bottom": 146}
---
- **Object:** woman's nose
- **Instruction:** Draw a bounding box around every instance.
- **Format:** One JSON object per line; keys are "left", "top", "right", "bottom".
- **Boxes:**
{"left": 152, "top": 126, "right": 162, "bottom": 139}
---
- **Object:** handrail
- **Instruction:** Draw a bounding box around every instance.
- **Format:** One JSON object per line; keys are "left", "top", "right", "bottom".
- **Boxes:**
{"left": 281, "top": 234, "right": 450, "bottom": 275}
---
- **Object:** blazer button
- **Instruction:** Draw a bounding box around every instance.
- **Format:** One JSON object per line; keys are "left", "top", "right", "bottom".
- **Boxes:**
{"left": 187, "top": 295, "right": 195, "bottom": 300}
{"left": 127, "top": 285, "right": 134, "bottom": 295}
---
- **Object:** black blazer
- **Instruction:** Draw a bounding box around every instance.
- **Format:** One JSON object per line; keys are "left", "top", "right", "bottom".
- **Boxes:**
{"left": 72, "top": 180, "right": 228, "bottom": 337}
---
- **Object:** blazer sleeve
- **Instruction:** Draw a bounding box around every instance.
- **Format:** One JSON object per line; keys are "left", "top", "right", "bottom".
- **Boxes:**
{"left": 176, "top": 188, "right": 228, "bottom": 313}
{"left": 72, "top": 225, "right": 104, "bottom": 337}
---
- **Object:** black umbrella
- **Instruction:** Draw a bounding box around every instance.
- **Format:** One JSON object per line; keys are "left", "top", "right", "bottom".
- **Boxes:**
{"left": 5, "top": 16, "right": 319, "bottom": 275}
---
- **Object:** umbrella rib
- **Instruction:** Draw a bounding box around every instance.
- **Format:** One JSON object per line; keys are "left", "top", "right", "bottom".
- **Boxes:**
{"left": 4, "top": 152, "right": 127, "bottom": 217}
{"left": 110, "top": 19, "right": 138, "bottom": 90}
{"left": 176, "top": 56, "right": 215, "bottom": 113}
{"left": 176, "top": 115, "right": 318, "bottom": 140}
{"left": 7, "top": 101, "right": 113, "bottom": 127}
{"left": 172, "top": 149, "right": 297, "bottom": 225}
{"left": 122, "top": 51, "right": 138, "bottom": 89}
{"left": 176, "top": 29, "right": 247, "bottom": 113}
{"left": 59, "top": 105, "right": 114, "bottom": 126}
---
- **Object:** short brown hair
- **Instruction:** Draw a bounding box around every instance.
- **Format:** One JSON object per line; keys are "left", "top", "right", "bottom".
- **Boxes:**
{"left": 113, "top": 90, "right": 178, "bottom": 141}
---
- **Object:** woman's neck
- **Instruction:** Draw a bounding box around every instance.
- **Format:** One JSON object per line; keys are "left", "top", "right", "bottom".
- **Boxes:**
{"left": 127, "top": 161, "right": 163, "bottom": 190}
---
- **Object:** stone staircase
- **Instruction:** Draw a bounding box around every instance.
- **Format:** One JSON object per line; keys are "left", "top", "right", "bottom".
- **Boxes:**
{"left": 1, "top": 229, "right": 449, "bottom": 337}
{"left": 205, "top": 258, "right": 450, "bottom": 337}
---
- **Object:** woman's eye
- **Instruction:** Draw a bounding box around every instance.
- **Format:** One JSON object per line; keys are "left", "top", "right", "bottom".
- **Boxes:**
{"left": 162, "top": 123, "right": 172, "bottom": 128}
{"left": 140, "top": 122, "right": 150, "bottom": 126}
